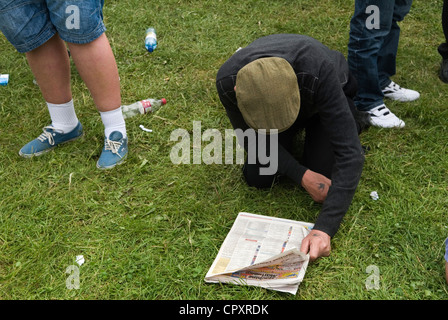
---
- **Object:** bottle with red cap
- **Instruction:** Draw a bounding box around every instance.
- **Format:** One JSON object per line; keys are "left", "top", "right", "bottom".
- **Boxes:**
{"left": 122, "top": 98, "right": 167, "bottom": 119}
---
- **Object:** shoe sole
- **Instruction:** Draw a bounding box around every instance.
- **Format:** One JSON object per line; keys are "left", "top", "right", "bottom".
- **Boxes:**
{"left": 383, "top": 93, "right": 420, "bottom": 102}
{"left": 369, "top": 121, "right": 405, "bottom": 128}
{"left": 18, "top": 132, "right": 84, "bottom": 158}
{"left": 96, "top": 152, "right": 128, "bottom": 170}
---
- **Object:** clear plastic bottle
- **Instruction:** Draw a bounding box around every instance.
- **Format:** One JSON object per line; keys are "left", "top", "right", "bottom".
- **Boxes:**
{"left": 122, "top": 98, "right": 167, "bottom": 119}
{"left": 145, "top": 28, "right": 157, "bottom": 52}
{"left": 0, "top": 74, "right": 9, "bottom": 86}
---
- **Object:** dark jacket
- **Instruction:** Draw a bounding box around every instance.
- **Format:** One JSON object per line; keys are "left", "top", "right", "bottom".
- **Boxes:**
{"left": 216, "top": 34, "right": 364, "bottom": 237}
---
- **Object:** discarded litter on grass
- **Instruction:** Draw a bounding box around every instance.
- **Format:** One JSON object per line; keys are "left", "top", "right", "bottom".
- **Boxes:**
{"left": 139, "top": 124, "right": 152, "bottom": 132}
{"left": 370, "top": 191, "right": 379, "bottom": 200}
{"left": 76, "top": 255, "right": 85, "bottom": 266}
{"left": 0, "top": 74, "right": 9, "bottom": 86}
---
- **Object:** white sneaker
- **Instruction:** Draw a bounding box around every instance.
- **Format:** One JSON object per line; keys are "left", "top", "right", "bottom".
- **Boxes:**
{"left": 382, "top": 81, "right": 420, "bottom": 102}
{"left": 367, "top": 104, "right": 405, "bottom": 128}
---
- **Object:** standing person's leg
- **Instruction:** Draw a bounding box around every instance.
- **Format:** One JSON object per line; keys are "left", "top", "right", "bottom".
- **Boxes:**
{"left": 378, "top": 0, "right": 419, "bottom": 102}
{"left": 439, "top": 0, "right": 448, "bottom": 58}
{"left": 348, "top": 0, "right": 394, "bottom": 112}
{"left": 445, "top": 260, "right": 448, "bottom": 285}
{"left": 25, "top": 33, "right": 81, "bottom": 133}
{"left": 445, "top": 238, "right": 448, "bottom": 284}
{"left": 442, "top": 0, "right": 448, "bottom": 45}
{"left": 0, "top": 0, "right": 83, "bottom": 157}
{"left": 26, "top": 34, "right": 72, "bottom": 105}
{"left": 348, "top": 0, "right": 406, "bottom": 128}
{"left": 47, "top": 0, "right": 127, "bottom": 169}
{"left": 439, "top": 0, "right": 448, "bottom": 82}
{"left": 68, "top": 35, "right": 127, "bottom": 169}
{"left": 67, "top": 34, "right": 121, "bottom": 113}
{"left": 377, "top": 0, "right": 412, "bottom": 88}
{"left": 19, "top": 33, "right": 83, "bottom": 157}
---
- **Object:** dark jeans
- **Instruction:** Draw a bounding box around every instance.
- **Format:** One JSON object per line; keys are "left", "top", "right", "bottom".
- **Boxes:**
{"left": 348, "top": 0, "right": 413, "bottom": 111}
{"left": 243, "top": 72, "right": 360, "bottom": 189}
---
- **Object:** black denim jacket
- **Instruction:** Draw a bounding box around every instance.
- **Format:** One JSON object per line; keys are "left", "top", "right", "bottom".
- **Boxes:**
{"left": 216, "top": 34, "right": 364, "bottom": 237}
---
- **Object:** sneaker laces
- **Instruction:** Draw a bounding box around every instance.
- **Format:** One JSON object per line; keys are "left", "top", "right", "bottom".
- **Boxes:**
{"left": 37, "top": 126, "right": 63, "bottom": 146}
{"left": 104, "top": 138, "right": 123, "bottom": 157}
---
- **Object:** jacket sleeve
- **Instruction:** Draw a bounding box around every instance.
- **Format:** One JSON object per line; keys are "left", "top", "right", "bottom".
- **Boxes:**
{"left": 311, "top": 61, "right": 365, "bottom": 237}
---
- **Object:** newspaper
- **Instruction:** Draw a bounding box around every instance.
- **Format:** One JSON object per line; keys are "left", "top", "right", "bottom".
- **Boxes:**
{"left": 205, "top": 212, "right": 314, "bottom": 294}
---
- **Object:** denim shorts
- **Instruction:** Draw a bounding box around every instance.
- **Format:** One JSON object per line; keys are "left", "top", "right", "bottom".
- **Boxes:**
{"left": 445, "top": 238, "right": 448, "bottom": 262}
{"left": 0, "top": 0, "right": 106, "bottom": 53}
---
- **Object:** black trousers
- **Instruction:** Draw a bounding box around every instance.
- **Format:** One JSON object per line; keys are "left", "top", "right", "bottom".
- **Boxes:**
{"left": 243, "top": 72, "right": 361, "bottom": 189}
{"left": 439, "top": 0, "right": 448, "bottom": 59}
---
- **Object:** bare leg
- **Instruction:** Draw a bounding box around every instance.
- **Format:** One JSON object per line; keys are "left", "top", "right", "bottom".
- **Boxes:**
{"left": 67, "top": 33, "right": 121, "bottom": 112}
{"left": 25, "top": 34, "right": 72, "bottom": 104}
{"left": 20, "top": 32, "right": 125, "bottom": 165}
{"left": 446, "top": 261, "right": 448, "bottom": 285}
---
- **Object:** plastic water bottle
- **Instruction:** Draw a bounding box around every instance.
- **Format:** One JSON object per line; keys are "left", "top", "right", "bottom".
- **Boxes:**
{"left": 0, "top": 74, "right": 9, "bottom": 86}
{"left": 122, "top": 98, "right": 167, "bottom": 119}
{"left": 145, "top": 28, "right": 157, "bottom": 52}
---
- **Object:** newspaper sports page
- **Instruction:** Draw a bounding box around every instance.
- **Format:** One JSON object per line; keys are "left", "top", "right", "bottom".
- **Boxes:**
{"left": 205, "top": 212, "right": 314, "bottom": 294}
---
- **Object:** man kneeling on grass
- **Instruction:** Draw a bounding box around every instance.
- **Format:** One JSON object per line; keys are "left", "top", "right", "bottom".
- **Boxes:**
{"left": 216, "top": 34, "right": 370, "bottom": 261}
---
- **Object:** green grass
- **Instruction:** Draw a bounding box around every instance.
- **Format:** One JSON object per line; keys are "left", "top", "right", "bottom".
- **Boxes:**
{"left": 0, "top": 0, "right": 447, "bottom": 300}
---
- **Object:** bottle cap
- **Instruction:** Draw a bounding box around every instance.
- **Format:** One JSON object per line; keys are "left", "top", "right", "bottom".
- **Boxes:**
{"left": 161, "top": 98, "right": 167, "bottom": 105}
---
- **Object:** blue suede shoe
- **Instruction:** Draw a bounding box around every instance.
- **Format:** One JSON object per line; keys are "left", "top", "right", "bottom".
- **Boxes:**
{"left": 19, "top": 122, "right": 83, "bottom": 158}
{"left": 96, "top": 131, "right": 128, "bottom": 169}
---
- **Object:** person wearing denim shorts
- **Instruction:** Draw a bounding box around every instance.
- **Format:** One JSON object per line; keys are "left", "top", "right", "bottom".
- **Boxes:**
{"left": 445, "top": 237, "right": 448, "bottom": 284}
{"left": 0, "top": 0, "right": 128, "bottom": 169}
{"left": 348, "top": 0, "right": 420, "bottom": 129}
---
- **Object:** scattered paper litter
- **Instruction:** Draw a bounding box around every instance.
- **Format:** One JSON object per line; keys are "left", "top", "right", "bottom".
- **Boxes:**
{"left": 370, "top": 191, "right": 379, "bottom": 200}
{"left": 139, "top": 124, "right": 152, "bottom": 132}
{"left": 75, "top": 255, "right": 85, "bottom": 266}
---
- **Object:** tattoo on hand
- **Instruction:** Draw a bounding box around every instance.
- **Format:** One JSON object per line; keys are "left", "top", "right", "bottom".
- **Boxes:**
{"left": 318, "top": 183, "right": 325, "bottom": 191}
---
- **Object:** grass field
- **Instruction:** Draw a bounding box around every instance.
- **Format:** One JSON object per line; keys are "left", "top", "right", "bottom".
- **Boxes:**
{"left": 0, "top": 0, "right": 447, "bottom": 301}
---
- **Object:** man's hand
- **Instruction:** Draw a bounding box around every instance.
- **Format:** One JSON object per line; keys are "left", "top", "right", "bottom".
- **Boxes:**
{"left": 300, "top": 230, "right": 331, "bottom": 261}
{"left": 301, "top": 170, "right": 331, "bottom": 203}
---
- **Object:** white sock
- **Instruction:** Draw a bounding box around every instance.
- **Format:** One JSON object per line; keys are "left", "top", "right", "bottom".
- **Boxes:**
{"left": 100, "top": 107, "right": 127, "bottom": 138}
{"left": 47, "top": 99, "right": 79, "bottom": 133}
